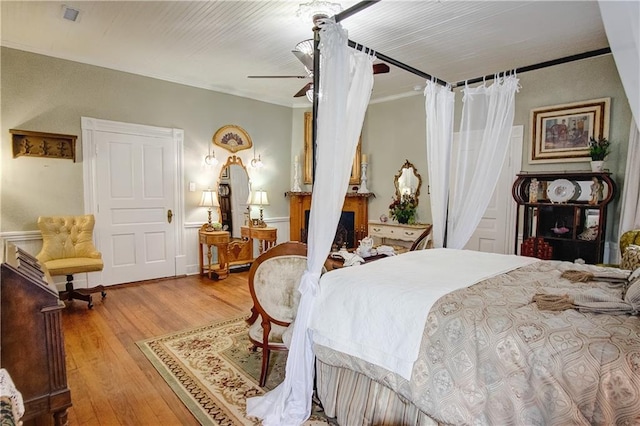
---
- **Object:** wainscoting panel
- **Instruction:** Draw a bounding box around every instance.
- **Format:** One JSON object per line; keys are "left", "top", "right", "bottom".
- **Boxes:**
{"left": 1, "top": 217, "right": 291, "bottom": 285}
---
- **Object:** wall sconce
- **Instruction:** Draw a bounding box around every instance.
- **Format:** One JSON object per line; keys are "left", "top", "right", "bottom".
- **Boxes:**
{"left": 250, "top": 190, "right": 269, "bottom": 227}
{"left": 199, "top": 188, "right": 220, "bottom": 231}
{"left": 250, "top": 147, "right": 264, "bottom": 169}
{"left": 204, "top": 145, "right": 218, "bottom": 168}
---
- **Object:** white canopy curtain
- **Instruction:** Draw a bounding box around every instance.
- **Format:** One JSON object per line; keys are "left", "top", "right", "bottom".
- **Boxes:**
{"left": 599, "top": 1, "right": 640, "bottom": 239}
{"left": 447, "top": 76, "right": 519, "bottom": 249}
{"left": 246, "top": 19, "right": 374, "bottom": 425}
{"left": 598, "top": 0, "right": 639, "bottom": 131}
{"left": 424, "top": 81, "right": 455, "bottom": 248}
{"left": 619, "top": 119, "right": 640, "bottom": 235}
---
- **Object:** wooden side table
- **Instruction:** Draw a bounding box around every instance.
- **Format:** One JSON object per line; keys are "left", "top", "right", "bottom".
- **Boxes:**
{"left": 198, "top": 225, "right": 230, "bottom": 280}
{"left": 241, "top": 226, "right": 277, "bottom": 255}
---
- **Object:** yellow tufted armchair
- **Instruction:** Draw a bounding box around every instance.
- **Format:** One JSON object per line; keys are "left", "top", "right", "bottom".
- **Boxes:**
{"left": 36, "top": 215, "right": 106, "bottom": 309}
{"left": 246, "top": 241, "right": 307, "bottom": 387}
{"left": 619, "top": 229, "right": 640, "bottom": 270}
{"left": 620, "top": 229, "right": 640, "bottom": 256}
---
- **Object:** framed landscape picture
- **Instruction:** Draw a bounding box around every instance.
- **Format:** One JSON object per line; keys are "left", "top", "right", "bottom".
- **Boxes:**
{"left": 529, "top": 98, "right": 610, "bottom": 164}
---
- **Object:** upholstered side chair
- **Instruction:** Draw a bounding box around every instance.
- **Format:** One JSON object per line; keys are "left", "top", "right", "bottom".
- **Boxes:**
{"left": 409, "top": 224, "right": 434, "bottom": 251}
{"left": 247, "top": 241, "right": 307, "bottom": 386}
{"left": 36, "top": 215, "right": 106, "bottom": 309}
{"left": 619, "top": 229, "right": 640, "bottom": 269}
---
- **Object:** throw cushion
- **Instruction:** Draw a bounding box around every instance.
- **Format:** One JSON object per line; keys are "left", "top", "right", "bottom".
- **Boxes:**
{"left": 621, "top": 244, "right": 640, "bottom": 271}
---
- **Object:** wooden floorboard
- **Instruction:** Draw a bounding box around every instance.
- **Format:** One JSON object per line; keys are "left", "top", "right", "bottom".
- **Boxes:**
{"left": 60, "top": 271, "right": 253, "bottom": 425}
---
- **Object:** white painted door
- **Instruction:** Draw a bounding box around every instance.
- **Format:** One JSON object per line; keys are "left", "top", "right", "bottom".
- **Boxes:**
{"left": 463, "top": 126, "right": 523, "bottom": 254}
{"left": 89, "top": 123, "right": 179, "bottom": 285}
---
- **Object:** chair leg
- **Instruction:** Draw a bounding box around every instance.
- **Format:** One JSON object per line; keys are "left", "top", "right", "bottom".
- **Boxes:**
{"left": 260, "top": 347, "right": 271, "bottom": 387}
{"left": 58, "top": 275, "right": 106, "bottom": 309}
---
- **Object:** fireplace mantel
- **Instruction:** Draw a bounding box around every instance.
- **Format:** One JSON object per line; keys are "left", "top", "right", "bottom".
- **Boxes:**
{"left": 286, "top": 191, "right": 374, "bottom": 248}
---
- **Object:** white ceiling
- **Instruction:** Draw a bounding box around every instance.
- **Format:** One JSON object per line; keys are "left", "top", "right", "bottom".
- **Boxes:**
{"left": 1, "top": 1, "right": 609, "bottom": 108}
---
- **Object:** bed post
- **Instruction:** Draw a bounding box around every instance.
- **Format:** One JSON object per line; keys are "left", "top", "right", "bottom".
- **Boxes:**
{"left": 312, "top": 25, "right": 320, "bottom": 184}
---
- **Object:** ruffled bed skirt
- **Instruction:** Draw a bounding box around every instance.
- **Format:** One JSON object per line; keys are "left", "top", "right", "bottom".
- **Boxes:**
{"left": 315, "top": 359, "right": 440, "bottom": 426}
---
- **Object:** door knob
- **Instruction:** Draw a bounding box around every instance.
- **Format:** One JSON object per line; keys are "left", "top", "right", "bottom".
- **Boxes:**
{"left": 167, "top": 209, "right": 173, "bottom": 223}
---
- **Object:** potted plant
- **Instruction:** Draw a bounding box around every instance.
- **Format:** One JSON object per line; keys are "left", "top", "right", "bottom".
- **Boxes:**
{"left": 389, "top": 194, "right": 417, "bottom": 224}
{"left": 588, "top": 136, "right": 610, "bottom": 172}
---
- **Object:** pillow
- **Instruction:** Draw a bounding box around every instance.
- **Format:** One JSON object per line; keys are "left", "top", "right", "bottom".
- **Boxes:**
{"left": 621, "top": 244, "right": 640, "bottom": 271}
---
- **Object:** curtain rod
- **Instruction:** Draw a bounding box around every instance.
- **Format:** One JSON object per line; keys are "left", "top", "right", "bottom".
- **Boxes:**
{"left": 334, "top": 0, "right": 448, "bottom": 86}
{"left": 347, "top": 39, "right": 449, "bottom": 86}
{"left": 333, "top": 1, "right": 612, "bottom": 90}
{"left": 334, "top": 1, "right": 381, "bottom": 23}
{"left": 452, "top": 47, "right": 612, "bottom": 88}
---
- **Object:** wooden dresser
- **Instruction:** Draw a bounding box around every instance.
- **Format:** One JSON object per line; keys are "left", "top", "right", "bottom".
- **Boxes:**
{"left": 368, "top": 221, "right": 430, "bottom": 252}
{"left": 1, "top": 244, "right": 71, "bottom": 425}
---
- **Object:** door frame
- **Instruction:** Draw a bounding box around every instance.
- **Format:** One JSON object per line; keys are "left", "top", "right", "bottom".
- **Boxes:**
{"left": 81, "top": 117, "right": 186, "bottom": 285}
{"left": 456, "top": 125, "right": 523, "bottom": 254}
{"left": 502, "top": 125, "right": 523, "bottom": 254}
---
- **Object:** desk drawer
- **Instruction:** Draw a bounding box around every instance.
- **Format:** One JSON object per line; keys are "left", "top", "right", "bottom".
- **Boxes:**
{"left": 368, "top": 224, "right": 424, "bottom": 242}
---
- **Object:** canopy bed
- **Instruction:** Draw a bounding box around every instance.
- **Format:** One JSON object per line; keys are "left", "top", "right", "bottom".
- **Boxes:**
{"left": 310, "top": 249, "right": 640, "bottom": 425}
{"left": 247, "top": 1, "right": 640, "bottom": 425}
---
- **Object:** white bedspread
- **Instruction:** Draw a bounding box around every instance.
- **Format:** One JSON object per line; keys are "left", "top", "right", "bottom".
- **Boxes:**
{"left": 310, "top": 248, "right": 539, "bottom": 379}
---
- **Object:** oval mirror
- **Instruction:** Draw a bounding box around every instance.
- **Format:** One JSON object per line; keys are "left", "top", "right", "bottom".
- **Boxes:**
{"left": 394, "top": 160, "right": 422, "bottom": 206}
{"left": 219, "top": 155, "right": 250, "bottom": 237}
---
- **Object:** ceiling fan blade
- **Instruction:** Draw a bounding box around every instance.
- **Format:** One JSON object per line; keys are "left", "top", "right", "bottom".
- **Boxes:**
{"left": 292, "top": 50, "right": 314, "bottom": 73}
{"left": 293, "top": 82, "right": 312, "bottom": 98}
{"left": 247, "top": 75, "right": 308, "bottom": 79}
{"left": 373, "top": 63, "right": 390, "bottom": 74}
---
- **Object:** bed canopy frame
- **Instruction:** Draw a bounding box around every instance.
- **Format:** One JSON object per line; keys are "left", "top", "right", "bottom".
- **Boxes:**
{"left": 308, "top": 0, "right": 612, "bottom": 180}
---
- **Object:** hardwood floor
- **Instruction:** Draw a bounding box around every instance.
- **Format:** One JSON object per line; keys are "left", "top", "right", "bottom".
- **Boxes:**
{"left": 60, "top": 271, "right": 253, "bottom": 426}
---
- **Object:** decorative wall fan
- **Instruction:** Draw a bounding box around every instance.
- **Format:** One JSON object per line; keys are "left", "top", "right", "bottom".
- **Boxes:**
{"left": 248, "top": 39, "right": 389, "bottom": 100}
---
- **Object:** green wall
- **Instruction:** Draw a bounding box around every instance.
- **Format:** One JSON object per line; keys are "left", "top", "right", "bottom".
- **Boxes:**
{"left": 362, "top": 54, "right": 632, "bottom": 245}
{"left": 1, "top": 47, "right": 293, "bottom": 232}
{"left": 2, "top": 47, "right": 633, "bottom": 251}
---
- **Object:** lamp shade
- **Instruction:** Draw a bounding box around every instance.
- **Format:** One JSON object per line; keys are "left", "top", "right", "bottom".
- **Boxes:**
{"left": 250, "top": 190, "right": 269, "bottom": 206}
{"left": 199, "top": 188, "right": 219, "bottom": 207}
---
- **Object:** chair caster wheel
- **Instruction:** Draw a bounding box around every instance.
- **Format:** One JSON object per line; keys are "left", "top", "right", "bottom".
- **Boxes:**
{"left": 101, "top": 291, "right": 107, "bottom": 298}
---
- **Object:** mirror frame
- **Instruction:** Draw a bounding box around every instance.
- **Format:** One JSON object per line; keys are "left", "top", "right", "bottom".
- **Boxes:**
{"left": 218, "top": 155, "right": 251, "bottom": 235}
{"left": 394, "top": 159, "right": 422, "bottom": 206}
{"left": 219, "top": 155, "right": 248, "bottom": 182}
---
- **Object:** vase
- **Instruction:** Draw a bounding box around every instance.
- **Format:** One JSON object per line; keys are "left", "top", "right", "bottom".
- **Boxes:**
{"left": 590, "top": 160, "right": 604, "bottom": 172}
{"left": 398, "top": 216, "right": 409, "bottom": 224}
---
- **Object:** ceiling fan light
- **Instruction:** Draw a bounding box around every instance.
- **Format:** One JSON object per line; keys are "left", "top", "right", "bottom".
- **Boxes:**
{"left": 296, "top": 0, "right": 343, "bottom": 25}
{"left": 294, "top": 39, "right": 314, "bottom": 56}
{"left": 306, "top": 87, "right": 314, "bottom": 102}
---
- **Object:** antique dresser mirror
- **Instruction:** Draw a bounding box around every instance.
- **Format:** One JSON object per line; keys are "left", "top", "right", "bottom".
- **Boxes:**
{"left": 394, "top": 160, "right": 422, "bottom": 205}
{"left": 219, "top": 155, "right": 251, "bottom": 238}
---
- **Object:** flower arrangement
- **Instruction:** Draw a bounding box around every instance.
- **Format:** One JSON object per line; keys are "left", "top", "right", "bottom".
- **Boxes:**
{"left": 389, "top": 194, "right": 416, "bottom": 224}
{"left": 588, "top": 136, "right": 611, "bottom": 161}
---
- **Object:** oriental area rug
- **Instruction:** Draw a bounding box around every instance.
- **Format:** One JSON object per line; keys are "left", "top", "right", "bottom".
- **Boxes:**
{"left": 137, "top": 316, "right": 332, "bottom": 425}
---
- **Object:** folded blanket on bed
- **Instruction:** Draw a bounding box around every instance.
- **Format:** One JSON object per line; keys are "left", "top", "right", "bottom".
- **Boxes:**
{"left": 310, "top": 248, "right": 539, "bottom": 379}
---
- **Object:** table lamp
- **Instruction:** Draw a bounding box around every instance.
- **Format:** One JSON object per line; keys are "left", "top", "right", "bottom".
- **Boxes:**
{"left": 250, "top": 190, "right": 269, "bottom": 227}
{"left": 199, "top": 188, "right": 219, "bottom": 231}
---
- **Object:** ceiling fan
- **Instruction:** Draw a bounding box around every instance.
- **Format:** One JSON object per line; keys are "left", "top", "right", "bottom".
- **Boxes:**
{"left": 248, "top": 39, "right": 390, "bottom": 100}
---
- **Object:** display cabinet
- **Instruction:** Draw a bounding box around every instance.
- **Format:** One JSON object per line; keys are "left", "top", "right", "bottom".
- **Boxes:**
{"left": 512, "top": 171, "right": 615, "bottom": 264}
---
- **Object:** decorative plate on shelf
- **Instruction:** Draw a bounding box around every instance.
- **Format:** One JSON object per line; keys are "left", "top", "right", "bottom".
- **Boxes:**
{"left": 547, "top": 179, "right": 575, "bottom": 203}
